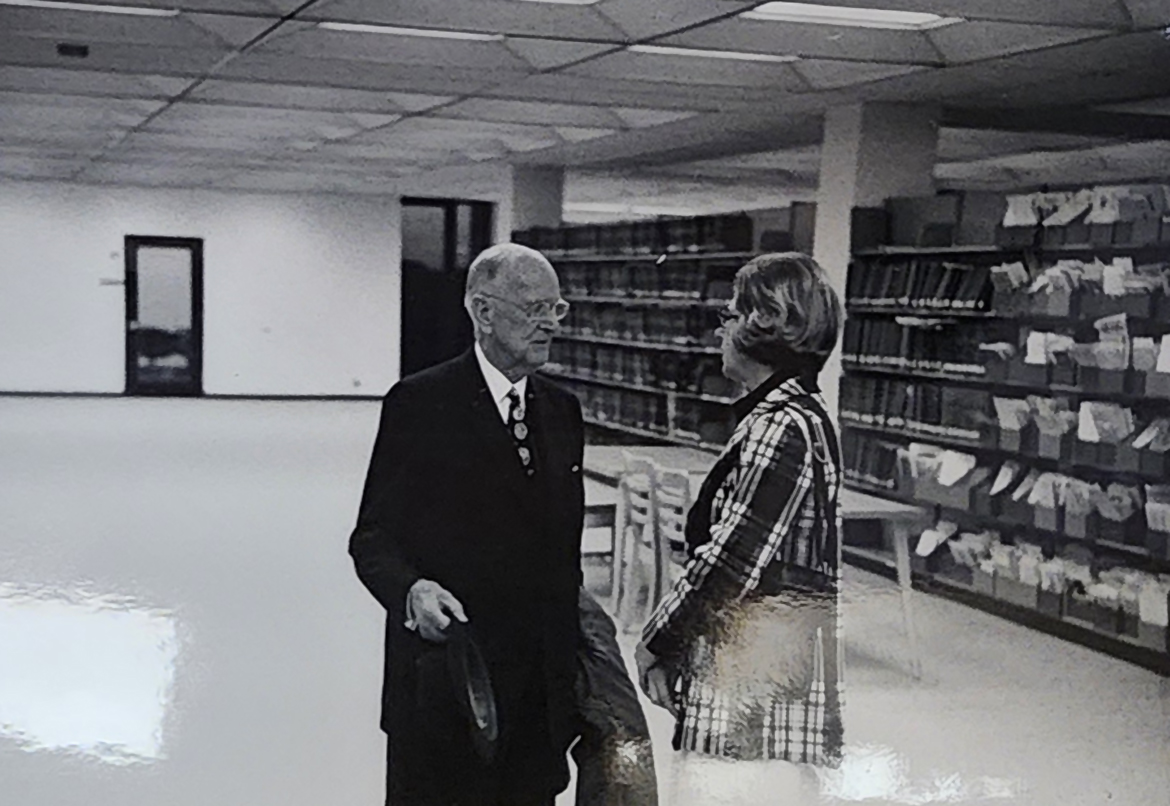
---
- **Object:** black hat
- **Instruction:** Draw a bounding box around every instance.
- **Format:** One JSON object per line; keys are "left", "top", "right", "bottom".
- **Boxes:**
{"left": 445, "top": 621, "right": 499, "bottom": 762}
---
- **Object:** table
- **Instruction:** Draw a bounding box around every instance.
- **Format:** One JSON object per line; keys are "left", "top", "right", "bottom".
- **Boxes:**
{"left": 582, "top": 444, "right": 931, "bottom": 678}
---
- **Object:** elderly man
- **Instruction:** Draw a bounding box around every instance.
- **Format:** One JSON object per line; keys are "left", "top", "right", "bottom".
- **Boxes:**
{"left": 350, "top": 243, "right": 656, "bottom": 806}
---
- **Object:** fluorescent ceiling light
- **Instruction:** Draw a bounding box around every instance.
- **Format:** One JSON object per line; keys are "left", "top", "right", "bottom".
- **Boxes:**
{"left": 511, "top": 0, "right": 601, "bottom": 4}
{"left": 629, "top": 44, "right": 797, "bottom": 64}
{"left": 0, "top": 0, "right": 178, "bottom": 14}
{"left": 317, "top": 21, "right": 504, "bottom": 41}
{"left": 741, "top": 2, "right": 962, "bottom": 30}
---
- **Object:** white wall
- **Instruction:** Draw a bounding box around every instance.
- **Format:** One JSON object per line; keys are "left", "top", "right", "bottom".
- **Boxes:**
{"left": 0, "top": 166, "right": 523, "bottom": 397}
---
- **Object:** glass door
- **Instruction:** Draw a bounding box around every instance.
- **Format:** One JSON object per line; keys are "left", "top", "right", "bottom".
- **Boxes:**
{"left": 124, "top": 236, "right": 203, "bottom": 397}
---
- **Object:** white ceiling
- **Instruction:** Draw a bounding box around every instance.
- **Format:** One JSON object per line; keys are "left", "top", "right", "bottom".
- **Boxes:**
{"left": 2, "top": 0, "right": 1170, "bottom": 215}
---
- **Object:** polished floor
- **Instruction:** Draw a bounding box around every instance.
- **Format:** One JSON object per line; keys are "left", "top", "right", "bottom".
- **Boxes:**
{"left": 0, "top": 398, "right": 1166, "bottom": 806}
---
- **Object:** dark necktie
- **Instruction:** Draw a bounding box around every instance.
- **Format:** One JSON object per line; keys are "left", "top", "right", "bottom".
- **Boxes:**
{"left": 506, "top": 388, "right": 535, "bottom": 478}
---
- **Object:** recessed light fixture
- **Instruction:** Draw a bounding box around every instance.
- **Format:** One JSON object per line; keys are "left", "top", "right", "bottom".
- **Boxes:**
{"left": 629, "top": 44, "right": 798, "bottom": 63}
{"left": 0, "top": 0, "right": 179, "bottom": 15}
{"left": 741, "top": 2, "right": 962, "bottom": 30}
{"left": 317, "top": 21, "right": 504, "bottom": 41}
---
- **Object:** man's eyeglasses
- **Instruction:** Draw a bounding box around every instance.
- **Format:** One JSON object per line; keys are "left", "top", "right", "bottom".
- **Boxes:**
{"left": 480, "top": 294, "right": 570, "bottom": 322}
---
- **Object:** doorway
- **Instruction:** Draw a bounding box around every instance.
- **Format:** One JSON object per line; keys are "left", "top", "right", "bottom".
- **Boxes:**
{"left": 399, "top": 198, "right": 494, "bottom": 377}
{"left": 124, "top": 236, "right": 203, "bottom": 397}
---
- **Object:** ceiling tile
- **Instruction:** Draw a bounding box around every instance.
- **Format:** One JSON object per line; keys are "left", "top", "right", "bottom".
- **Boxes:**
{"left": 928, "top": 21, "right": 1114, "bottom": 64}
{"left": 793, "top": 60, "right": 928, "bottom": 90}
{"left": 482, "top": 72, "right": 764, "bottom": 111}
{"left": 505, "top": 38, "right": 617, "bottom": 71}
{"left": 0, "top": 66, "right": 188, "bottom": 97}
{"left": 434, "top": 98, "right": 626, "bottom": 128}
{"left": 554, "top": 126, "right": 618, "bottom": 143}
{"left": 594, "top": 0, "right": 755, "bottom": 40}
{"left": 823, "top": 0, "right": 1130, "bottom": 29}
{"left": 254, "top": 25, "right": 534, "bottom": 72}
{"left": 183, "top": 13, "right": 279, "bottom": 47}
{"left": 610, "top": 107, "right": 699, "bottom": 127}
{"left": 0, "top": 90, "right": 164, "bottom": 117}
{"left": 564, "top": 50, "right": 807, "bottom": 90}
{"left": 0, "top": 34, "right": 230, "bottom": 77}
{"left": 190, "top": 80, "right": 401, "bottom": 113}
{"left": 300, "top": 0, "right": 627, "bottom": 40}
{"left": 660, "top": 18, "right": 943, "bottom": 65}
{"left": 0, "top": 6, "right": 247, "bottom": 49}
{"left": 937, "top": 128, "right": 1122, "bottom": 161}
{"left": 217, "top": 51, "right": 509, "bottom": 95}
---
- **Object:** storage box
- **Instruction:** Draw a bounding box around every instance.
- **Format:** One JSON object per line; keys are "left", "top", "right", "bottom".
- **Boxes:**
{"left": 1146, "top": 372, "right": 1170, "bottom": 400}
{"left": 1041, "top": 225, "right": 1065, "bottom": 248}
{"left": 1089, "top": 223, "right": 1115, "bottom": 246}
{"left": 1034, "top": 504, "right": 1063, "bottom": 533}
{"left": 1037, "top": 588, "right": 1064, "bottom": 618}
{"left": 1137, "top": 621, "right": 1168, "bottom": 652}
{"left": 1065, "top": 511, "right": 1097, "bottom": 541}
{"left": 1002, "top": 498, "right": 1035, "bottom": 527}
{"left": 914, "top": 468, "right": 992, "bottom": 510}
{"left": 1144, "top": 529, "right": 1170, "bottom": 562}
{"left": 1117, "top": 442, "right": 1143, "bottom": 473}
{"left": 1074, "top": 439, "right": 1100, "bottom": 466}
{"left": 972, "top": 567, "right": 996, "bottom": 596}
{"left": 996, "top": 576, "right": 1040, "bottom": 609}
{"left": 1063, "top": 221, "right": 1091, "bottom": 245}
{"left": 1078, "top": 366, "right": 1128, "bottom": 394}
{"left": 1064, "top": 590, "right": 1096, "bottom": 625}
{"left": 997, "top": 225, "right": 1038, "bottom": 248}
{"left": 1008, "top": 361, "right": 1049, "bottom": 387}
{"left": 1032, "top": 289, "right": 1073, "bottom": 317}
{"left": 1098, "top": 516, "right": 1145, "bottom": 547}
{"left": 1050, "top": 358, "right": 1077, "bottom": 387}
{"left": 1141, "top": 449, "right": 1170, "bottom": 479}
{"left": 1037, "top": 431, "right": 1073, "bottom": 461}
{"left": 1091, "top": 602, "right": 1122, "bottom": 634}
{"left": 999, "top": 426, "right": 1024, "bottom": 453}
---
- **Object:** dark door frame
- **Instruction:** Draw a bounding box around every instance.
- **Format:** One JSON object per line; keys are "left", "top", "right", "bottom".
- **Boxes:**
{"left": 124, "top": 235, "right": 205, "bottom": 397}
{"left": 399, "top": 198, "right": 494, "bottom": 376}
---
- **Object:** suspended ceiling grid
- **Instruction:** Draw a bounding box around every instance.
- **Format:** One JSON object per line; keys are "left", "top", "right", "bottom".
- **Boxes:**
{"left": 1, "top": 0, "right": 1170, "bottom": 205}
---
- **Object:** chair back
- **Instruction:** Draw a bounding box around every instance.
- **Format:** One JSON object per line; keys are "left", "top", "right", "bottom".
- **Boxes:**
{"left": 654, "top": 466, "right": 693, "bottom": 598}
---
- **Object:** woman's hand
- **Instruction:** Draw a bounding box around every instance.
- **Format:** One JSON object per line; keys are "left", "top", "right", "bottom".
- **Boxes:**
{"left": 635, "top": 643, "right": 678, "bottom": 717}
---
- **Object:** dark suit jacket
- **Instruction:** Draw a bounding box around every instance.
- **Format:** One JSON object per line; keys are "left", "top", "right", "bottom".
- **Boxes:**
{"left": 349, "top": 348, "right": 585, "bottom": 798}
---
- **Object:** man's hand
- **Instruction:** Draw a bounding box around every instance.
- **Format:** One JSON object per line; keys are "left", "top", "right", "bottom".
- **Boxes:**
{"left": 408, "top": 580, "right": 468, "bottom": 643}
{"left": 635, "top": 643, "right": 678, "bottom": 717}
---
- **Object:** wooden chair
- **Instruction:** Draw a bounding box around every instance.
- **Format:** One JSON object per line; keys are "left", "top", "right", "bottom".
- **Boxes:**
{"left": 654, "top": 466, "right": 693, "bottom": 596}
{"left": 612, "top": 452, "right": 658, "bottom": 630}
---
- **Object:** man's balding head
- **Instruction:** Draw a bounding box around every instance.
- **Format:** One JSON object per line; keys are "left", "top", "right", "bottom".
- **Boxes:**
{"left": 464, "top": 243, "right": 555, "bottom": 309}
{"left": 464, "top": 243, "right": 563, "bottom": 381}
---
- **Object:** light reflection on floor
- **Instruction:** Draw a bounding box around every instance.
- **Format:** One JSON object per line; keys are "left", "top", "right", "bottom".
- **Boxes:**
{"left": 0, "top": 583, "right": 178, "bottom": 765}
{"left": 1, "top": 398, "right": 1167, "bottom": 806}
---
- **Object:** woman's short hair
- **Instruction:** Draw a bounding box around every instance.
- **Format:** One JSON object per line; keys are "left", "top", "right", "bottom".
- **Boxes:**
{"left": 730, "top": 252, "right": 843, "bottom": 371}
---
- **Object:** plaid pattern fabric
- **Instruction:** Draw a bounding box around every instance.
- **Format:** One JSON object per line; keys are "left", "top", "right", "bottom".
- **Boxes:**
{"left": 642, "top": 377, "right": 844, "bottom": 766}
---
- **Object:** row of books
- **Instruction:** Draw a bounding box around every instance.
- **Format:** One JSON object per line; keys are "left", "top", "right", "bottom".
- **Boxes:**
{"left": 841, "top": 433, "right": 904, "bottom": 493}
{"left": 556, "top": 259, "right": 738, "bottom": 301}
{"left": 847, "top": 258, "right": 995, "bottom": 311}
{"left": 560, "top": 305, "right": 723, "bottom": 348}
{"left": 839, "top": 376, "right": 991, "bottom": 443}
{"left": 841, "top": 318, "right": 993, "bottom": 376}
{"left": 514, "top": 214, "right": 754, "bottom": 257}
{"left": 546, "top": 341, "right": 738, "bottom": 399}
{"left": 558, "top": 379, "right": 735, "bottom": 446}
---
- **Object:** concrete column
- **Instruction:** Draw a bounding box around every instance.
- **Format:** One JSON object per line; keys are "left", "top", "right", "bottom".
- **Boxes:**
{"left": 510, "top": 166, "right": 565, "bottom": 233}
{"left": 812, "top": 102, "right": 939, "bottom": 419}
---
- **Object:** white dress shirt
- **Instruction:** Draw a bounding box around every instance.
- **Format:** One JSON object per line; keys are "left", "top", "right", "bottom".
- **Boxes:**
{"left": 405, "top": 343, "right": 527, "bottom": 631}
{"left": 475, "top": 342, "right": 527, "bottom": 423}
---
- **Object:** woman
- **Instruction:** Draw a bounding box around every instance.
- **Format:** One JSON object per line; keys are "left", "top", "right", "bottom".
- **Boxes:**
{"left": 635, "top": 252, "right": 844, "bottom": 804}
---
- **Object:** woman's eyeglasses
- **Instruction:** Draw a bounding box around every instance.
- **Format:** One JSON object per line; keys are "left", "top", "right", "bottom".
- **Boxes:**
{"left": 717, "top": 308, "right": 742, "bottom": 326}
{"left": 480, "top": 294, "right": 570, "bottom": 322}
